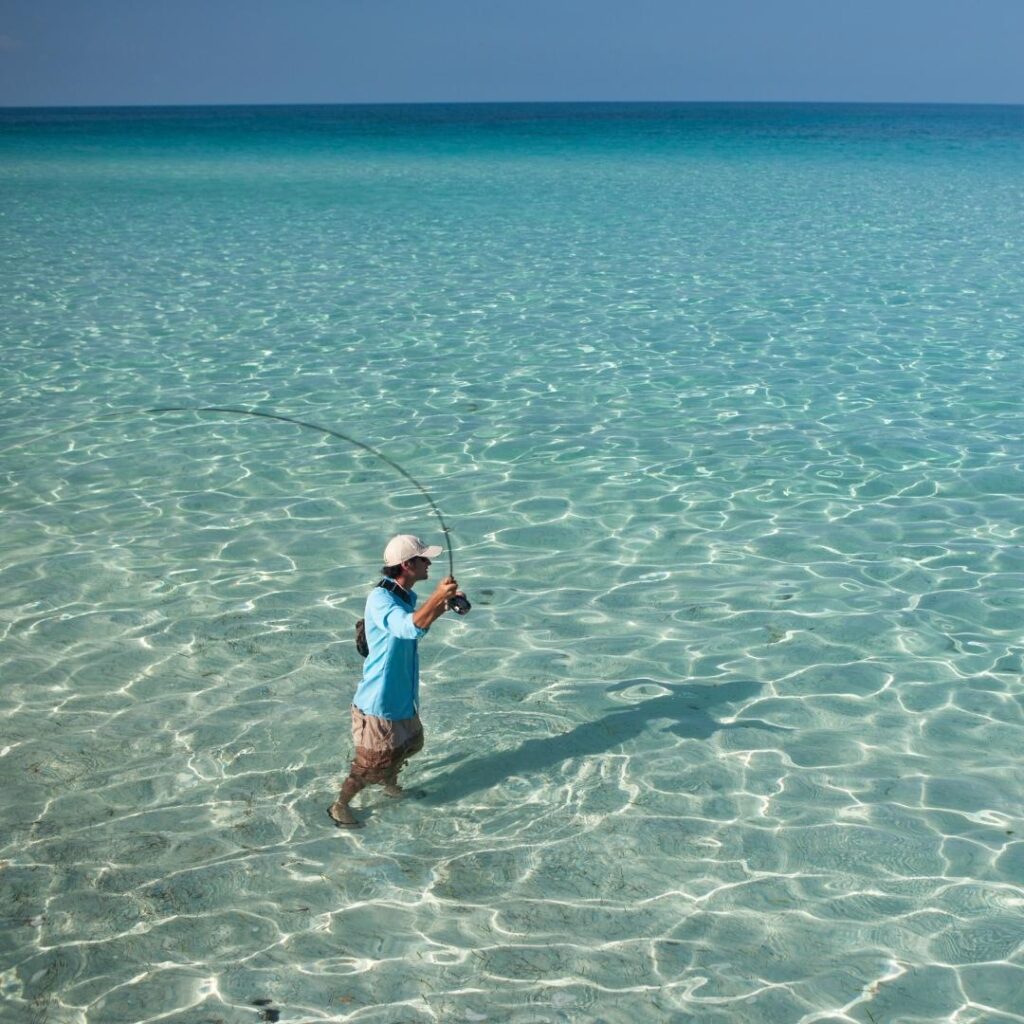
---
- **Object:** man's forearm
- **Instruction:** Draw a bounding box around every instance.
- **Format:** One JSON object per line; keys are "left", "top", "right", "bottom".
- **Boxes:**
{"left": 412, "top": 594, "right": 448, "bottom": 630}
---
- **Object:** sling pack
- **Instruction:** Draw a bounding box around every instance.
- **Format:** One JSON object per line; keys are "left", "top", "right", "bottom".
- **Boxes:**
{"left": 355, "top": 579, "right": 413, "bottom": 658}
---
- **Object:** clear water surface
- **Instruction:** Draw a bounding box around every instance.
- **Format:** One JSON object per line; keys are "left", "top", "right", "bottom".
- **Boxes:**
{"left": 1, "top": 103, "right": 1023, "bottom": 1023}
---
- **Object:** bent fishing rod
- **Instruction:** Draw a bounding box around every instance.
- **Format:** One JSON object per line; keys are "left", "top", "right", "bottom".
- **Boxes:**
{"left": 3, "top": 404, "right": 469, "bottom": 609}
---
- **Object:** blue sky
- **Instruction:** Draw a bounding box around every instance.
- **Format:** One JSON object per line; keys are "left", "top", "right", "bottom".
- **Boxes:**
{"left": 1, "top": 0, "right": 1022, "bottom": 107}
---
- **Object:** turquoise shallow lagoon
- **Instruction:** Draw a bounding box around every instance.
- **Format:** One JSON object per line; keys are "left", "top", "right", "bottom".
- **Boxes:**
{"left": 1, "top": 103, "right": 1023, "bottom": 1022}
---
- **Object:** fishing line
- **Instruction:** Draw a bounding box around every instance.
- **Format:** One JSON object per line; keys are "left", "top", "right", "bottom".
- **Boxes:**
{"left": 2, "top": 405, "right": 457, "bottom": 577}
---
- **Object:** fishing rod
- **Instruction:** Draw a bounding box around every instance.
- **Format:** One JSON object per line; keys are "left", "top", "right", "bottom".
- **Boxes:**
{"left": 149, "top": 405, "right": 458, "bottom": 579}
{"left": 4, "top": 404, "right": 469, "bottom": 608}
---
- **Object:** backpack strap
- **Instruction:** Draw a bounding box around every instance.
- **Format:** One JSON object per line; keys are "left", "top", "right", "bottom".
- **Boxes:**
{"left": 378, "top": 577, "right": 413, "bottom": 606}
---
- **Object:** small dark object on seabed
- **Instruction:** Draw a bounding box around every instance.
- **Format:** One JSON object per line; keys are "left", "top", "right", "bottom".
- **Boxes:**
{"left": 251, "top": 999, "right": 280, "bottom": 1022}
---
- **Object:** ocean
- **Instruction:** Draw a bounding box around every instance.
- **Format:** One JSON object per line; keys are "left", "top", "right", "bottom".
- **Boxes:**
{"left": 1, "top": 103, "right": 1023, "bottom": 1023}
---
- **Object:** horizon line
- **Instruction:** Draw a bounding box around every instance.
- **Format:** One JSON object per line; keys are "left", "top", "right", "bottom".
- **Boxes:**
{"left": 3, "top": 98, "right": 1024, "bottom": 113}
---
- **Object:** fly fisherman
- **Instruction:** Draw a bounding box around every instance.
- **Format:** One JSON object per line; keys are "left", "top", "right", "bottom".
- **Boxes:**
{"left": 328, "top": 534, "right": 462, "bottom": 829}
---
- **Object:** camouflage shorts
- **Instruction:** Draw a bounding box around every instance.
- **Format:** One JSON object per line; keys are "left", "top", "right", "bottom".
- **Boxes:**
{"left": 348, "top": 705, "right": 424, "bottom": 782}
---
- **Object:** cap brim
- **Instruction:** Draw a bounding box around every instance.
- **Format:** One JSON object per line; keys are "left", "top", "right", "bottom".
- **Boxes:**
{"left": 422, "top": 545, "right": 443, "bottom": 559}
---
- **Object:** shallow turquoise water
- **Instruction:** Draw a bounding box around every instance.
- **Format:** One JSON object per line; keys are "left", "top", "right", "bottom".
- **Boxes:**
{"left": 1, "top": 104, "right": 1023, "bottom": 1023}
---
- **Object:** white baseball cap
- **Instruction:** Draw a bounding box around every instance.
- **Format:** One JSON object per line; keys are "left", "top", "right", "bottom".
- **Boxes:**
{"left": 383, "top": 534, "right": 444, "bottom": 566}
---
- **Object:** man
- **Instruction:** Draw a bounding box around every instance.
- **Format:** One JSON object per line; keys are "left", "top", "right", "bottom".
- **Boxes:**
{"left": 328, "top": 534, "right": 460, "bottom": 829}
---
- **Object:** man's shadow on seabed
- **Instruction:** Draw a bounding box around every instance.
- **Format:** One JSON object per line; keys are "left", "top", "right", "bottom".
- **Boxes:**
{"left": 421, "top": 678, "right": 790, "bottom": 805}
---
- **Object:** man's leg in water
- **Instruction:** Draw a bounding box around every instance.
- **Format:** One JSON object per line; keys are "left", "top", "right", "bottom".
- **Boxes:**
{"left": 383, "top": 727, "right": 425, "bottom": 798}
{"left": 329, "top": 774, "right": 366, "bottom": 828}
{"left": 329, "top": 707, "right": 376, "bottom": 829}
{"left": 382, "top": 764, "right": 413, "bottom": 798}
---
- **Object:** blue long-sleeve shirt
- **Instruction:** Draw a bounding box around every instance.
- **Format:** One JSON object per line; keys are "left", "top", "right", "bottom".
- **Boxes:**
{"left": 352, "top": 584, "right": 428, "bottom": 720}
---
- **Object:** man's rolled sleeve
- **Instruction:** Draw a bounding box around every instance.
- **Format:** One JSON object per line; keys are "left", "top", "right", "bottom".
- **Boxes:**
{"left": 379, "top": 602, "right": 427, "bottom": 640}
